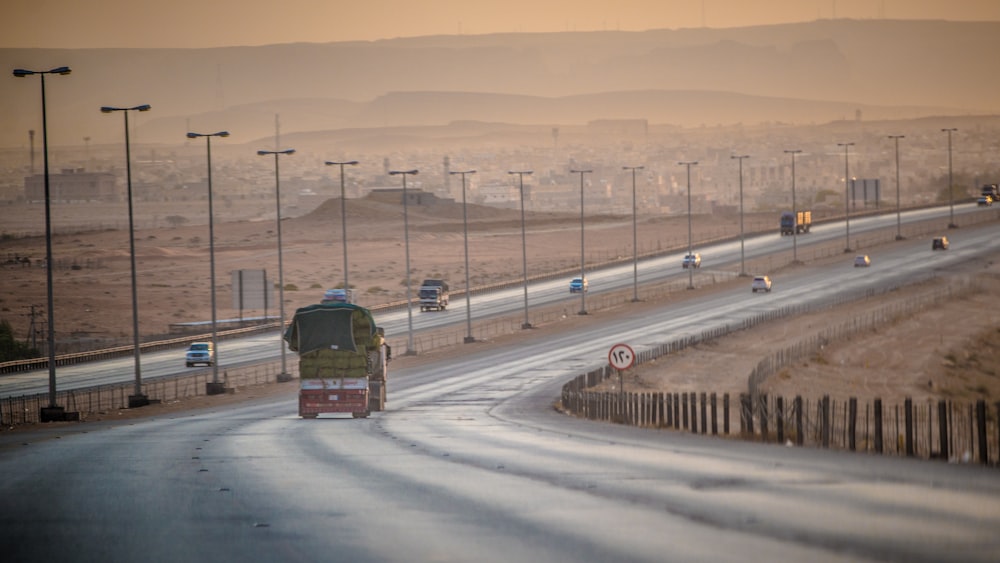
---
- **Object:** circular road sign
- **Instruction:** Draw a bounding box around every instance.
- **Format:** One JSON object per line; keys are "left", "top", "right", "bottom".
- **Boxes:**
{"left": 608, "top": 343, "right": 636, "bottom": 371}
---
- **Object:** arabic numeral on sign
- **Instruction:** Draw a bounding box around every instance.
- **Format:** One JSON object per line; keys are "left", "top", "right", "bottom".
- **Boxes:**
{"left": 608, "top": 343, "right": 635, "bottom": 370}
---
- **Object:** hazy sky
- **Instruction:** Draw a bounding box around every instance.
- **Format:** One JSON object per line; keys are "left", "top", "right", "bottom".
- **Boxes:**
{"left": 4, "top": 0, "right": 1000, "bottom": 49}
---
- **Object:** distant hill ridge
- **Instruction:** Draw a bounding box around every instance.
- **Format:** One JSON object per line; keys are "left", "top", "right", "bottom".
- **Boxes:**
{"left": 2, "top": 19, "right": 997, "bottom": 148}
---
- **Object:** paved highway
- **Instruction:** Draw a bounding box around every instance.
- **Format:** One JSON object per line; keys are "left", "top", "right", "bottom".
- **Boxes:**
{"left": 0, "top": 203, "right": 992, "bottom": 399}
{"left": 1, "top": 205, "right": 999, "bottom": 562}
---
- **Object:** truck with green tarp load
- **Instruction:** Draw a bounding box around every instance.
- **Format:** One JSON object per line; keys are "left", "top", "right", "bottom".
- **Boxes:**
{"left": 283, "top": 302, "right": 389, "bottom": 418}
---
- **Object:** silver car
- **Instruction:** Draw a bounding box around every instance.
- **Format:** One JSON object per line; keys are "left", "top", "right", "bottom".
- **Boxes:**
{"left": 185, "top": 342, "right": 215, "bottom": 367}
{"left": 751, "top": 275, "right": 772, "bottom": 293}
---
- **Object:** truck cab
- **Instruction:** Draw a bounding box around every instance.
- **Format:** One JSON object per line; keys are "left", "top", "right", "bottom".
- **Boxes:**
{"left": 419, "top": 279, "right": 449, "bottom": 311}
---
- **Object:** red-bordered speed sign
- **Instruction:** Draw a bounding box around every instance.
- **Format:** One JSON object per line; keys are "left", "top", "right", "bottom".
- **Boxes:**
{"left": 608, "top": 343, "right": 635, "bottom": 370}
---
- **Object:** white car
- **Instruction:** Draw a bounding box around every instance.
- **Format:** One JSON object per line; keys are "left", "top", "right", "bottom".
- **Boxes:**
{"left": 185, "top": 342, "right": 215, "bottom": 367}
{"left": 854, "top": 255, "right": 871, "bottom": 267}
{"left": 682, "top": 253, "right": 702, "bottom": 268}
{"left": 751, "top": 275, "right": 772, "bottom": 293}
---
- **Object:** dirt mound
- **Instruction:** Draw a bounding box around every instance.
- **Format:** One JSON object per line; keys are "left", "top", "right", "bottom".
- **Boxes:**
{"left": 301, "top": 194, "right": 596, "bottom": 229}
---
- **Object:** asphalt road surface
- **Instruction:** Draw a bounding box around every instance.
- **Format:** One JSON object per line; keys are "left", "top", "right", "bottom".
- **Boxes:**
{"left": 1, "top": 206, "right": 999, "bottom": 562}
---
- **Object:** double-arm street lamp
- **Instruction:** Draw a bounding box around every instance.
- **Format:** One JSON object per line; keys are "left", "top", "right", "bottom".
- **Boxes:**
{"left": 102, "top": 103, "right": 151, "bottom": 408}
{"left": 324, "top": 160, "right": 359, "bottom": 295}
{"left": 389, "top": 169, "right": 419, "bottom": 355}
{"left": 837, "top": 142, "right": 855, "bottom": 252}
{"left": 678, "top": 161, "right": 698, "bottom": 290}
{"left": 888, "top": 135, "right": 905, "bottom": 240}
{"left": 258, "top": 148, "right": 296, "bottom": 381}
{"left": 785, "top": 150, "right": 802, "bottom": 264}
{"left": 731, "top": 155, "right": 749, "bottom": 277}
{"left": 508, "top": 170, "right": 534, "bottom": 329}
{"left": 187, "top": 131, "right": 229, "bottom": 393}
{"left": 13, "top": 66, "right": 73, "bottom": 422}
{"left": 942, "top": 128, "right": 958, "bottom": 229}
{"left": 449, "top": 169, "right": 477, "bottom": 343}
{"left": 570, "top": 169, "right": 593, "bottom": 314}
{"left": 622, "top": 166, "right": 644, "bottom": 302}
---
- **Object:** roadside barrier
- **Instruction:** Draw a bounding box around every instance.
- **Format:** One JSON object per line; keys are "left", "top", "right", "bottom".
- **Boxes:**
{"left": 560, "top": 275, "right": 999, "bottom": 465}
{"left": 0, "top": 362, "right": 294, "bottom": 427}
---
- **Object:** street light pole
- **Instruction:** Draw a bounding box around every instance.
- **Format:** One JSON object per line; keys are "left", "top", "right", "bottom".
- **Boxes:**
{"left": 258, "top": 149, "right": 295, "bottom": 380}
{"left": 13, "top": 66, "right": 72, "bottom": 422}
{"left": 888, "top": 135, "right": 905, "bottom": 240}
{"left": 570, "top": 169, "right": 592, "bottom": 314}
{"left": 324, "top": 160, "right": 359, "bottom": 296}
{"left": 508, "top": 170, "right": 534, "bottom": 329}
{"left": 731, "top": 155, "right": 749, "bottom": 277}
{"left": 389, "top": 169, "right": 419, "bottom": 355}
{"left": 101, "top": 103, "right": 151, "bottom": 408}
{"left": 837, "top": 142, "right": 855, "bottom": 252}
{"left": 678, "top": 161, "right": 698, "bottom": 290}
{"left": 187, "top": 131, "right": 229, "bottom": 393}
{"left": 942, "top": 128, "right": 958, "bottom": 229}
{"left": 450, "top": 169, "right": 477, "bottom": 343}
{"left": 785, "top": 150, "right": 802, "bottom": 264}
{"left": 623, "top": 166, "right": 644, "bottom": 302}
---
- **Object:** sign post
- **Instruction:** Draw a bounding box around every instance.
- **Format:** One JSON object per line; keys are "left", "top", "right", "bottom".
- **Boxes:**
{"left": 608, "top": 343, "right": 636, "bottom": 395}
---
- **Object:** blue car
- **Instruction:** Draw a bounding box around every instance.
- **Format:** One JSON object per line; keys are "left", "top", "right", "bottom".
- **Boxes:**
{"left": 569, "top": 277, "right": 588, "bottom": 293}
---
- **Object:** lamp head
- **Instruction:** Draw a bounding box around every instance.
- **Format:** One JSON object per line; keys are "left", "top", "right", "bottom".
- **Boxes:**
{"left": 136, "top": 104, "right": 151, "bottom": 112}
{"left": 12, "top": 69, "right": 32, "bottom": 77}
{"left": 52, "top": 67, "right": 71, "bottom": 75}
{"left": 100, "top": 106, "right": 116, "bottom": 113}
{"left": 186, "top": 132, "right": 199, "bottom": 139}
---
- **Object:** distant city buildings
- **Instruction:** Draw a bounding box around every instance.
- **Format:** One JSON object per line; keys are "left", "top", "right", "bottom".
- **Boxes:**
{"left": 23, "top": 168, "right": 116, "bottom": 202}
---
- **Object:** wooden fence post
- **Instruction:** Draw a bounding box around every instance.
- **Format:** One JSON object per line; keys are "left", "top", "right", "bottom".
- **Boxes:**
{"left": 710, "top": 393, "right": 718, "bottom": 436}
{"left": 673, "top": 393, "right": 680, "bottom": 429}
{"left": 759, "top": 394, "right": 769, "bottom": 443}
{"left": 666, "top": 393, "right": 673, "bottom": 428}
{"left": 849, "top": 397, "right": 857, "bottom": 452}
{"left": 723, "top": 393, "right": 730, "bottom": 435}
{"left": 976, "top": 400, "right": 987, "bottom": 465}
{"left": 905, "top": 398, "right": 914, "bottom": 457}
{"left": 874, "top": 398, "right": 883, "bottom": 454}
{"left": 776, "top": 396, "right": 785, "bottom": 444}
{"left": 937, "top": 400, "right": 949, "bottom": 460}
{"left": 700, "top": 392, "right": 707, "bottom": 435}
{"left": 795, "top": 396, "right": 803, "bottom": 446}
{"left": 740, "top": 393, "right": 753, "bottom": 436}
{"left": 657, "top": 392, "right": 665, "bottom": 427}
{"left": 690, "top": 392, "right": 698, "bottom": 434}
{"left": 821, "top": 395, "right": 831, "bottom": 448}
{"left": 681, "top": 392, "right": 689, "bottom": 430}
